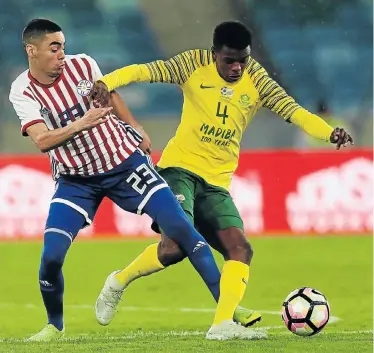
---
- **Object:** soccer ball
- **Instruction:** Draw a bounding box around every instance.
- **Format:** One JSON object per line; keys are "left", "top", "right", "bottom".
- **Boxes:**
{"left": 282, "top": 287, "right": 330, "bottom": 336}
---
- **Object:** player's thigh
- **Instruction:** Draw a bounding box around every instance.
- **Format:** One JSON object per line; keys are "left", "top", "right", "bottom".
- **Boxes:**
{"left": 105, "top": 151, "right": 171, "bottom": 215}
{"left": 150, "top": 167, "right": 196, "bottom": 233}
{"left": 196, "top": 185, "right": 244, "bottom": 233}
{"left": 195, "top": 186, "right": 245, "bottom": 255}
{"left": 47, "top": 177, "right": 103, "bottom": 239}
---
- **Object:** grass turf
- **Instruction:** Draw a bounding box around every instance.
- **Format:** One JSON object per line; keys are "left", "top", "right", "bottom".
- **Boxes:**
{"left": 0, "top": 236, "right": 372, "bottom": 352}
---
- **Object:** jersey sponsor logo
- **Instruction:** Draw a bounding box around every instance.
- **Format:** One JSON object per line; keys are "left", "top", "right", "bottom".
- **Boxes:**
{"left": 40, "top": 106, "right": 51, "bottom": 118}
{"left": 200, "top": 123, "right": 236, "bottom": 139}
{"left": 58, "top": 103, "right": 85, "bottom": 127}
{"left": 239, "top": 94, "right": 251, "bottom": 108}
{"left": 220, "top": 86, "right": 234, "bottom": 98}
{"left": 200, "top": 123, "right": 236, "bottom": 146}
{"left": 77, "top": 79, "right": 93, "bottom": 96}
{"left": 200, "top": 84, "right": 215, "bottom": 89}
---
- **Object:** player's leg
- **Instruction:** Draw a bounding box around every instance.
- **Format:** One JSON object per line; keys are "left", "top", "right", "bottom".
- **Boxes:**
{"left": 195, "top": 184, "right": 265, "bottom": 339}
{"left": 28, "top": 178, "right": 101, "bottom": 341}
{"left": 96, "top": 152, "right": 220, "bottom": 325}
{"left": 113, "top": 167, "right": 194, "bottom": 288}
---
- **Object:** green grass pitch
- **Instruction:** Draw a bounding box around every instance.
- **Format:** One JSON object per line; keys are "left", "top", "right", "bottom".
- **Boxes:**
{"left": 0, "top": 236, "right": 372, "bottom": 352}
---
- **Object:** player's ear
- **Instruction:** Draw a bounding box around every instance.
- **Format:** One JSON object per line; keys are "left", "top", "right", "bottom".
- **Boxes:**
{"left": 25, "top": 44, "right": 36, "bottom": 58}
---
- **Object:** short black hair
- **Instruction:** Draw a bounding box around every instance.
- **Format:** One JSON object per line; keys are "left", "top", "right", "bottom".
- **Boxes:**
{"left": 213, "top": 21, "right": 252, "bottom": 51}
{"left": 22, "top": 19, "right": 62, "bottom": 45}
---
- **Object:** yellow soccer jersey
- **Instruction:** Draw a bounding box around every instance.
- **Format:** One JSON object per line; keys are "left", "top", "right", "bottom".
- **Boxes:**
{"left": 101, "top": 49, "right": 333, "bottom": 190}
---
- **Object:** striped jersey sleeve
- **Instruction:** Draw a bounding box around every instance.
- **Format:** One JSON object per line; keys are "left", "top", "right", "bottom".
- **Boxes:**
{"left": 144, "top": 49, "right": 213, "bottom": 85}
{"left": 247, "top": 57, "right": 301, "bottom": 120}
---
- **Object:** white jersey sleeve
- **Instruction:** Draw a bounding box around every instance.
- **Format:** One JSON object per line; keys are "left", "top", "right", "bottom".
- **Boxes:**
{"left": 9, "top": 75, "right": 45, "bottom": 136}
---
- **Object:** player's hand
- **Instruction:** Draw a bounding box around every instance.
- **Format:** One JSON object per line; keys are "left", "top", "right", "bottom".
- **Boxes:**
{"left": 329, "top": 127, "right": 354, "bottom": 150}
{"left": 90, "top": 81, "right": 111, "bottom": 107}
{"left": 76, "top": 107, "right": 113, "bottom": 132}
{"left": 136, "top": 126, "right": 152, "bottom": 154}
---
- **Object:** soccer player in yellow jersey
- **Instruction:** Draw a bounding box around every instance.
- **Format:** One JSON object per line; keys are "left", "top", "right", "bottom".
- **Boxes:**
{"left": 92, "top": 21, "right": 353, "bottom": 340}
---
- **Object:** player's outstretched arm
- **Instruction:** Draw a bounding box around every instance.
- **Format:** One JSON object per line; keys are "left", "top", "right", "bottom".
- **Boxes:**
{"left": 26, "top": 107, "right": 112, "bottom": 153}
{"left": 248, "top": 58, "right": 354, "bottom": 149}
{"left": 91, "top": 50, "right": 201, "bottom": 106}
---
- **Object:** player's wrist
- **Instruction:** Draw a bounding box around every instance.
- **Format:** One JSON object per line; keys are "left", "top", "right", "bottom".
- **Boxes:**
{"left": 71, "top": 120, "right": 83, "bottom": 134}
{"left": 98, "top": 79, "right": 110, "bottom": 91}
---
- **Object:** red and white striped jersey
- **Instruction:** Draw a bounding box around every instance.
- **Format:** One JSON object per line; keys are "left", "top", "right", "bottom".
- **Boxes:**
{"left": 9, "top": 54, "right": 142, "bottom": 180}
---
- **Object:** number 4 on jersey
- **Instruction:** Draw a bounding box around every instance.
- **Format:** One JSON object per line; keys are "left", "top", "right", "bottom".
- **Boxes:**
{"left": 216, "top": 102, "right": 229, "bottom": 124}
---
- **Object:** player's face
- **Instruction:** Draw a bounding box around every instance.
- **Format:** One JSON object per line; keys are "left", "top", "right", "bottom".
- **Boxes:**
{"left": 31, "top": 32, "right": 66, "bottom": 78}
{"left": 214, "top": 46, "right": 251, "bottom": 83}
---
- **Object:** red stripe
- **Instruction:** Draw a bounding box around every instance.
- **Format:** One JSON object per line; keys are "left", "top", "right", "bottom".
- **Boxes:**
{"left": 107, "top": 119, "right": 129, "bottom": 164}
{"left": 90, "top": 126, "right": 110, "bottom": 172}
{"left": 30, "top": 82, "right": 58, "bottom": 129}
{"left": 23, "top": 91, "right": 35, "bottom": 101}
{"left": 71, "top": 58, "right": 86, "bottom": 81}
{"left": 115, "top": 120, "right": 137, "bottom": 155}
{"left": 82, "top": 57, "right": 93, "bottom": 81}
{"left": 102, "top": 119, "right": 125, "bottom": 167}
{"left": 60, "top": 75, "right": 99, "bottom": 174}
{"left": 54, "top": 83, "right": 89, "bottom": 175}
{"left": 29, "top": 83, "right": 70, "bottom": 174}
{"left": 26, "top": 86, "right": 43, "bottom": 108}
{"left": 109, "top": 119, "right": 132, "bottom": 157}
{"left": 65, "top": 62, "right": 107, "bottom": 171}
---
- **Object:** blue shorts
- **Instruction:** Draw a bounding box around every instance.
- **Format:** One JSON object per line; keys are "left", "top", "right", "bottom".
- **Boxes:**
{"left": 49, "top": 150, "right": 168, "bottom": 228}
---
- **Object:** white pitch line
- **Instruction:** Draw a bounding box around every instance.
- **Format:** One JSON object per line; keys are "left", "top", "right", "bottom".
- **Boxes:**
{"left": 0, "top": 302, "right": 342, "bottom": 323}
{"left": 0, "top": 329, "right": 372, "bottom": 343}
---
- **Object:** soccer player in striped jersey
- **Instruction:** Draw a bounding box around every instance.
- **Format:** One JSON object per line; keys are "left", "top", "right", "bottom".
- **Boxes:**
{"left": 9, "top": 19, "right": 231, "bottom": 342}
{"left": 92, "top": 21, "right": 353, "bottom": 340}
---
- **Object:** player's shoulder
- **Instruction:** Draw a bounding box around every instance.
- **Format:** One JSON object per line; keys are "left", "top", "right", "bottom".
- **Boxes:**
{"left": 246, "top": 57, "right": 266, "bottom": 77}
{"left": 65, "top": 53, "right": 97, "bottom": 66}
{"left": 10, "top": 70, "right": 31, "bottom": 97}
{"left": 177, "top": 49, "right": 213, "bottom": 67}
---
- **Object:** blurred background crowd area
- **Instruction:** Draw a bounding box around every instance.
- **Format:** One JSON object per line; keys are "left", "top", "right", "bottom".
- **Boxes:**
{"left": 0, "top": 0, "right": 372, "bottom": 153}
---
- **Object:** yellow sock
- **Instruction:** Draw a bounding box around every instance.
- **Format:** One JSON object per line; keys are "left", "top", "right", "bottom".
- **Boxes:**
{"left": 213, "top": 260, "right": 250, "bottom": 325}
{"left": 114, "top": 243, "right": 165, "bottom": 286}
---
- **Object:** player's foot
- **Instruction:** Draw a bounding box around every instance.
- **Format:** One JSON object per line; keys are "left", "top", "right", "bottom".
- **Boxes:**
{"left": 206, "top": 320, "right": 267, "bottom": 340}
{"left": 234, "top": 306, "right": 262, "bottom": 327}
{"left": 26, "top": 324, "right": 65, "bottom": 342}
{"left": 95, "top": 270, "right": 125, "bottom": 325}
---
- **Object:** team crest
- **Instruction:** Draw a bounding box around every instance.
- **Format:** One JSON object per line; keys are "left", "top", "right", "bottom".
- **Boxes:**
{"left": 175, "top": 194, "right": 186, "bottom": 203}
{"left": 77, "top": 79, "right": 93, "bottom": 96}
{"left": 220, "top": 86, "right": 234, "bottom": 98}
{"left": 239, "top": 94, "right": 251, "bottom": 107}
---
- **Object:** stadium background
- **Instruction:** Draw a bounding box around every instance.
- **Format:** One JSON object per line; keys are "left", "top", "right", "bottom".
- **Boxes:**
{"left": 0, "top": 1, "right": 372, "bottom": 351}
{"left": 0, "top": 0, "right": 372, "bottom": 239}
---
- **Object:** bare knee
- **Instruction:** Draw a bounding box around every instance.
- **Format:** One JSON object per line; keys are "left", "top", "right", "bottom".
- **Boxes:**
{"left": 218, "top": 228, "right": 254, "bottom": 265}
{"left": 157, "top": 238, "right": 186, "bottom": 267}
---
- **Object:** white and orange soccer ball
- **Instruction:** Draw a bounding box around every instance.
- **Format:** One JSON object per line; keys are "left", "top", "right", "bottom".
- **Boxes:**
{"left": 282, "top": 287, "right": 330, "bottom": 336}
